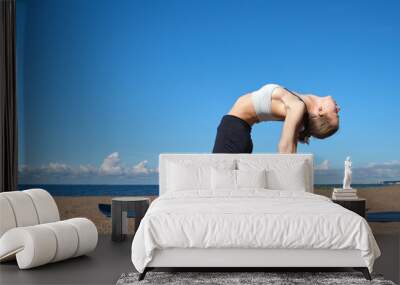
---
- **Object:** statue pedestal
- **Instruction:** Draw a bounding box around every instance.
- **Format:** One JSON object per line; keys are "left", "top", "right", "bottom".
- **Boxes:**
{"left": 332, "top": 188, "right": 358, "bottom": 200}
{"left": 333, "top": 188, "right": 356, "bottom": 192}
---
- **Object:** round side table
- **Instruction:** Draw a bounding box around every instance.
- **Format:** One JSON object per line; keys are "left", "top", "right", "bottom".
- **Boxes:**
{"left": 111, "top": 197, "right": 150, "bottom": 242}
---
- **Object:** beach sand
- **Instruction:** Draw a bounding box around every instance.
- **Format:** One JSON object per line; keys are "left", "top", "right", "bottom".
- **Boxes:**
{"left": 54, "top": 185, "right": 400, "bottom": 235}
{"left": 314, "top": 184, "right": 400, "bottom": 234}
{"left": 54, "top": 196, "right": 157, "bottom": 235}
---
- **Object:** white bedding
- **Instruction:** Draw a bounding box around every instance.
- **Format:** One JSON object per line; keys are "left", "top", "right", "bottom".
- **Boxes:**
{"left": 131, "top": 190, "right": 380, "bottom": 273}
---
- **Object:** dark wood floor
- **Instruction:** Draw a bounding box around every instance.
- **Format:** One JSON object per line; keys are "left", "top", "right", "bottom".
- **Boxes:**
{"left": 1, "top": 234, "right": 399, "bottom": 285}
{"left": 0, "top": 235, "right": 134, "bottom": 285}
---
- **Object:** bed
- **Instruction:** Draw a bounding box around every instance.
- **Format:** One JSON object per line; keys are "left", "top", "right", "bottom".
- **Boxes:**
{"left": 131, "top": 153, "right": 380, "bottom": 280}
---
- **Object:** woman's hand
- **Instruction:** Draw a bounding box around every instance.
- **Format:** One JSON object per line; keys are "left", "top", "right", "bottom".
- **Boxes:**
{"left": 278, "top": 141, "right": 297, "bottom": 154}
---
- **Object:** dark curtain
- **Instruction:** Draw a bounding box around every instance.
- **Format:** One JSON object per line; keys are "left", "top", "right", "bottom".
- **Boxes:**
{"left": 0, "top": 0, "right": 18, "bottom": 192}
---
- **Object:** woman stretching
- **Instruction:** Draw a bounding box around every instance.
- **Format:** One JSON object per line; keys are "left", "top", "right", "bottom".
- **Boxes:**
{"left": 212, "top": 83, "right": 340, "bottom": 154}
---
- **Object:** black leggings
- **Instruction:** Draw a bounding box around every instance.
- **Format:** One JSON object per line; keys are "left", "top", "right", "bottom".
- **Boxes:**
{"left": 212, "top": 115, "right": 253, "bottom": 153}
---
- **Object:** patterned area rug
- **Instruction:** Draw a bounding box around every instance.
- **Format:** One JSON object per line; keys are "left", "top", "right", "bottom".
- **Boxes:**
{"left": 116, "top": 271, "right": 396, "bottom": 285}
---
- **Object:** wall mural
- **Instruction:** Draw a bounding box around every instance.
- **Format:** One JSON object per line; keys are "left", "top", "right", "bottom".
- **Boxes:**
{"left": 17, "top": 0, "right": 400, "bottom": 234}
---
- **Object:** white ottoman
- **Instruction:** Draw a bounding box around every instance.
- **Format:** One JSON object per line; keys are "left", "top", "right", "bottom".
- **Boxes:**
{"left": 0, "top": 189, "right": 98, "bottom": 269}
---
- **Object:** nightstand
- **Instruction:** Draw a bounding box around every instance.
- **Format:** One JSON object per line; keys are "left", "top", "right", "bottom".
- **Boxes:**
{"left": 111, "top": 197, "right": 150, "bottom": 242}
{"left": 332, "top": 198, "right": 366, "bottom": 218}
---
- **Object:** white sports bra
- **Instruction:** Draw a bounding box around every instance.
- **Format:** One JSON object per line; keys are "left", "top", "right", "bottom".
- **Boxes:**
{"left": 251, "top": 83, "right": 281, "bottom": 122}
{"left": 251, "top": 83, "right": 306, "bottom": 130}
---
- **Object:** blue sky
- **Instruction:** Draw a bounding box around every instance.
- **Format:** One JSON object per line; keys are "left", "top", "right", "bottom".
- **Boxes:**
{"left": 17, "top": 0, "right": 400, "bottom": 184}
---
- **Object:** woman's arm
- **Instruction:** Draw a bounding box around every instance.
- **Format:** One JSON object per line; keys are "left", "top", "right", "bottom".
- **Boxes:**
{"left": 277, "top": 100, "right": 305, "bottom": 154}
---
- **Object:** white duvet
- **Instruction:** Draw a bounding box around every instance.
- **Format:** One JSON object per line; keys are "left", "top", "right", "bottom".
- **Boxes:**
{"left": 131, "top": 190, "right": 380, "bottom": 273}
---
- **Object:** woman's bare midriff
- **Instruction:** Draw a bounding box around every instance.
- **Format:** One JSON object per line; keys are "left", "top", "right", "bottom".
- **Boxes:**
{"left": 227, "top": 93, "right": 260, "bottom": 126}
{"left": 228, "top": 92, "right": 286, "bottom": 126}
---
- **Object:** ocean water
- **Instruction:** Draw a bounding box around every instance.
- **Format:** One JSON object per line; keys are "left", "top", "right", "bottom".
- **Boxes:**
{"left": 18, "top": 184, "right": 389, "bottom": 197}
{"left": 18, "top": 184, "right": 159, "bottom": 196}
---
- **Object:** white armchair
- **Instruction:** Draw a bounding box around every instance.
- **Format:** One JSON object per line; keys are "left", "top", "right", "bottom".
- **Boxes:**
{"left": 0, "top": 188, "right": 98, "bottom": 269}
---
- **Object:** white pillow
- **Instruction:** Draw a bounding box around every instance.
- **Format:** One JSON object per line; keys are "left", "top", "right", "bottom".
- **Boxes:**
{"left": 270, "top": 162, "right": 307, "bottom": 191}
{"left": 211, "top": 168, "right": 268, "bottom": 190}
{"left": 166, "top": 160, "right": 235, "bottom": 191}
{"left": 167, "top": 162, "right": 209, "bottom": 191}
{"left": 236, "top": 169, "right": 267, "bottom": 189}
{"left": 238, "top": 159, "right": 308, "bottom": 191}
{"left": 211, "top": 168, "right": 236, "bottom": 190}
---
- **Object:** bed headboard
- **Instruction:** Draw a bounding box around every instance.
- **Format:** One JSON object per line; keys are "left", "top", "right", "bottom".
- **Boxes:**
{"left": 159, "top": 153, "right": 314, "bottom": 195}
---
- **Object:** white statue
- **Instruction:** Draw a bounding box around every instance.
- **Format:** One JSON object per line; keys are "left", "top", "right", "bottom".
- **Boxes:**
{"left": 342, "top": 156, "right": 352, "bottom": 189}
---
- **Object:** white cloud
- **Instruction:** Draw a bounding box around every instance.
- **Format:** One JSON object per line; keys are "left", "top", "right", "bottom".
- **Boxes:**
{"left": 99, "top": 152, "right": 123, "bottom": 175}
{"left": 20, "top": 154, "right": 398, "bottom": 184}
{"left": 365, "top": 160, "right": 400, "bottom": 168}
{"left": 46, "top": 163, "right": 71, "bottom": 174}
{"left": 314, "top": 159, "right": 400, "bottom": 183}
{"left": 78, "top": 164, "right": 98, "bottom": 175}
{"left": 315, "top": 160, "right": 330, "bottom": 170}
{"left": 131, "top": 160, "right": 150, "bottom": 175}
{"left": 131, "top": 160, "right": 158, "bottom": 175}
{"left": 19, "top": 152, "right": 158, "bottom": 183}
{"left": 18, "top": 164, "right": 30, "bottom": 172}
{"left": 356, "top": 160, "right": 400, "bottom": 181}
